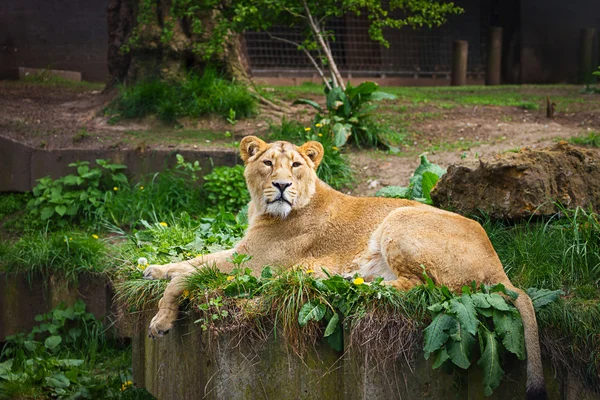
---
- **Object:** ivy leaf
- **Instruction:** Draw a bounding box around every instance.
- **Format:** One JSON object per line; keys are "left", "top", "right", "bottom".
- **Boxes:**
{"left": 477, "top": 329, "right": 504, "bottom": 396}
{"left": 493, "top": 309, "right": 525, "bottom": 360}
{"left": 526, "top": 288, "right": 564, "bottom": 311}
{"left": 447, "top": 295, "right": 478, "bottom": 335}
{"left": 486, "top": 293, "right": 510, "bottom": 311}
{"left": 324, "top": 313, "right": 340, "bottom": 337}
{"left": 447, "top": 323, "right": 476, "bottom": 369}
{"left": 423, "top": 312, "right": 458, "bottom": 356}
{"left": 298, "top": 301, "right": 326, "bottom": 327}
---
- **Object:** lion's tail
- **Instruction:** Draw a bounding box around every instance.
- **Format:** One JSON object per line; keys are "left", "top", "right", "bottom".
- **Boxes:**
{"left": 504, "top": 283, "right": 547, "bottom": 400}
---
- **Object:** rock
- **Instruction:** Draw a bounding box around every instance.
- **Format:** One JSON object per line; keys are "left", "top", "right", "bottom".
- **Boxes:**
{"left": 430, "top": 142, "right": 600, "bottom": 220}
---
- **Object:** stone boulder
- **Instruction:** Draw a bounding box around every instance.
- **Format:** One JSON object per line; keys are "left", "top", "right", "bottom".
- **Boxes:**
{"left": 430, "top": 142, "right": 600, "bottom": 219}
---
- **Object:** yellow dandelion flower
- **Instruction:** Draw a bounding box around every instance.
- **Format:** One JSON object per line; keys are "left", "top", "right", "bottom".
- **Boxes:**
{"left": 120, "top": 380, "right": 133, "bottom": 391}
{"left": 63, "top": 238, "right": 67, "bottom": 242}
{"left": 315, "top": 123, "right": 323, "bottom": 128}
{"left": 353, "top": 277, "right": 365, "bottom": 286}
{"left": 113, "top": 186, "right": 118, "bottom": 191}
{"left": 332, "top": 146, "right": 339, "bottom": 151}
{"left": 159, "top": 222, "right": 168, "bottom": 227}
{"left": 304, "top": 127, "right": 311, "bottom": 131}
{"left": 182, "top": 289, "right": 190, "bottom": 299}
{"left": 227, "top": 276, "right": 235, "bottom": 281}
{"left": 137, "top": 264, "right": 146, "bottom": 271}
{"left": 306, "top": 269, "right": 315, "bottom": 274}
{"left": 92, "top": 234, "right": 99, "bottom": 239}
{"left": 318, "top": 133, "right": 323, "bottom": 137}
{"left": 69, "top": 237, "right": 73, "bottom": 240}
{"left": 140, "top": 186, "right": 144, "bottom": 190}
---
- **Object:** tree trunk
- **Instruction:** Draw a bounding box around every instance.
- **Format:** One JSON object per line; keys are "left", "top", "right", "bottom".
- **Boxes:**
{"left": 106, "top": 0, "right": 251, "bottom": 87}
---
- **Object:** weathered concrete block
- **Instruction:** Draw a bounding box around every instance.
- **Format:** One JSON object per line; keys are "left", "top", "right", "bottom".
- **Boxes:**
{"left": 0, "top": 272, "right": 114, "bottom": 340}
{"left": 0, "top": 137, "right": 32, "bottom": 192}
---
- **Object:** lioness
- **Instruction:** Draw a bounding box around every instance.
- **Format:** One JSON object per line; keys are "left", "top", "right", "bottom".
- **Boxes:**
{"left": 144, "top": 136, "right": 546, "bottom": 399}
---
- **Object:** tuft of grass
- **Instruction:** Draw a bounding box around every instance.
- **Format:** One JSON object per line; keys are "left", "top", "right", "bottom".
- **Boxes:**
{"left": 107, "top": 67, "right": 257, "bottom": 123}
{"left": 0, "top": 230, "right": 111, "bottom": 283}
{"left": 569, "top": 131, "right": 600, "bottom": 148}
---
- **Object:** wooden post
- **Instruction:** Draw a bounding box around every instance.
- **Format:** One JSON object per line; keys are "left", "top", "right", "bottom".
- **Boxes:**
{"left": 451, "top": 40, "right": 468, "bottom": 86}
{"left": 580, "top": 28, "right": 596, "bottom": 84}
{"left": 486, "top": 27, "right": 503, "bottom": 85}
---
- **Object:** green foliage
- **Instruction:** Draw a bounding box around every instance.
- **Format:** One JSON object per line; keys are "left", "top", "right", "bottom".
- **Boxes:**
{"left": 0, "top": 193, "right": 29, "bottom": 221}
{"left": 0, "top": 230, "right": 110, "bottom": 282}
{"left": 202, "top": 165, "right": 250, "bottom": 213}
{"left": 376, "top": 153, "right": 446, "bottom": 204}
{"left": 295, "top": 81, "right": 400, "bottom": 148}
{"left": 0, "top": 301, "right": 151, "bottom": 399}
{"left": 568, "top": 131, "right": 600, "bottom": 147}
{"left": 269, "top": 119, "right": 354, "bottom": 189}
{"left": 27, "top": 159, "right": 127, "bottom": 227}
{"left": 107, "top": 68, "right": 256, "bottom": 123}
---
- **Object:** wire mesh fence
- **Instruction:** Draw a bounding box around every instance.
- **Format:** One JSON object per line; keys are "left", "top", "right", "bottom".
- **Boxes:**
{"left": 244, "top": 0, "right": 489, "bottom": 78}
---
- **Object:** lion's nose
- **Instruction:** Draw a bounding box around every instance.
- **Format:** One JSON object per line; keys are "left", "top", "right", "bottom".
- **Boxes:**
{"left": 272, "top": 181, "right": 292, "bottom": 192}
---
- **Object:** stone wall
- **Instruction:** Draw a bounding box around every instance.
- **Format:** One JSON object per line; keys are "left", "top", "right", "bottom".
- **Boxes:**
{"left": 132, "top": 313, "right": 597, "bottom": 400}
{"left": 0, "top": 0, "right": 109, "bottom": 81}
{"left": 0, "top": 136, "right": 239, "bottom": 193}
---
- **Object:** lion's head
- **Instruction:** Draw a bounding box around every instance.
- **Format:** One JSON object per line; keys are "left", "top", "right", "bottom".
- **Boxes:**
{"left": 240, "top": 136, "right": 324, "bottom": 219}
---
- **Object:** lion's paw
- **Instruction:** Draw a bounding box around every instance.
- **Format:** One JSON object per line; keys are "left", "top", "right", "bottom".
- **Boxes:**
{"left": 147, "top": 311, "right": 175, "bottom": 339}
{"left": 143, "top": 265, "right": 167, "bottom": 280}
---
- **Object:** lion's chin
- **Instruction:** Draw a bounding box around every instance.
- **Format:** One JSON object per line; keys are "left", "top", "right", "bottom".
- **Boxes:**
{"left": 266, "top": 201, "right": 292, "bottom": 219}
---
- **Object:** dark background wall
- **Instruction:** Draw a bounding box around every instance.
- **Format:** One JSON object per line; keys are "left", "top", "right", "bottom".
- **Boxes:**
{"left": 520, "top": 0, "right": 600, "bottom": 83}
{"left": 0, "top": 0, "right": 109, "bottom": 82}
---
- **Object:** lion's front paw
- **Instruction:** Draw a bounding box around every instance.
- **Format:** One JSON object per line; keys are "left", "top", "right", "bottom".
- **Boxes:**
{"left": 147, "top": 309, "right": 177, "bottom": 339}
{"left": 143, "top": 265, "right": 167, "bottom": 280}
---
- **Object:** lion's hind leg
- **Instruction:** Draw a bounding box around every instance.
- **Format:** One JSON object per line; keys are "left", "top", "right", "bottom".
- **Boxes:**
{"left": 148, "top": 274, "right": 189, "bottom": 338}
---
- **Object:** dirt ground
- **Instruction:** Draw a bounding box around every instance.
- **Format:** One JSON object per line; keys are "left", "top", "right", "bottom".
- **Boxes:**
{"left": 1, "top": 80, "right": 599, "bottom": 196}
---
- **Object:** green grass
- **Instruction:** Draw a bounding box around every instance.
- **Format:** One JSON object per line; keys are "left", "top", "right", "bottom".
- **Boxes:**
{"left": 107, "top": 67, "right": 257, "bottom": 123}
{"left": 568, "top": 131, "right": 600, "bottom": 147}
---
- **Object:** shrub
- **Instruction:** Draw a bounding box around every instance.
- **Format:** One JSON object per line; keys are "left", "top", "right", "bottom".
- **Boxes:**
{"left": 107, "top": 67, "right": 257, "bottom": 123}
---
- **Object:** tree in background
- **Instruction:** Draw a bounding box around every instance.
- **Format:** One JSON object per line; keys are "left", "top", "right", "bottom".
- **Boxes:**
{"left": 108, "top": 0, "right": 463, "bottom": 88}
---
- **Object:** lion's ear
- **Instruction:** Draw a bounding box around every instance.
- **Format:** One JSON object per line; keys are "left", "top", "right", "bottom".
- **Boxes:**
{"left": 299, "top": 141, "right": 324, "bottom": 170}
{"left": 240, "top": 136, "right": 268, "bottom": 163}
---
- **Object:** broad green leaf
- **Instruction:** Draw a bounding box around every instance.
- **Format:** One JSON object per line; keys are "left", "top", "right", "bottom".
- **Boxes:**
{"left": 409, "top": 153, "right": 446, "bottom": 198}
{"left": 493, "top": 309, "right": 525, "bottom": 360}
{"left": 0, "top": 359, "right": 13, "bottom": 376}
{"left": 432, "top": 348, "right": 450, "bottom": 369}
{"left": 427, "top": 303, "right": 444, "bottom": 313}
{"left": 423, "top": 312, "right": 458, "bottom": 355}
{"left": 488, "top": 283, "right": 518, "bottom": 299}
{"left": 526, "top": 288, "right": 564, "bottom": 311}
{"left": 471, "top": 293, "right": 491, "bottom": 309}
{"left": 326, "top": 323, "right": 343, "bottom": 351}
{"left": 56, "top": 359, "right": 84, "bottom": 368}
{"left": 44, "top": 335, "right": 62, "bottom": 350}
{"left": 40, "top": 207, "right": 54, "bottom": 220}
{"left": 326, "top": 87, "right": 346, "bottom": 111}
{"left": 260, "top": 266, "right": 273, "bottom": 279}
{"left": 346, "top": 81, "right": 378, "bottom": 98}
{"left": 486, "top": 293, "right": 510, "bottom": 311}
{"left": 324, "top": 313, "right": 340, "bottom": 337}
{"left": 448, "top": 295, "right": 478, "bottom": 335}
{"left": 477, "top": 329, "right": 504, "bottom": 396}
{"left": 447, "top": 324, "right": 476, "bottom": 369}
{"left": 375, "top": 186, "right": 411, "bottom": 199}
{"left": 298, "top": 301, "right": 326, "bottom": 327}
{"left": 332, "top": 123, "right": 351, "bottom": 147}
{"left": 55, "top": 205, "right": 67, "bottom": 216}
{"left": 292, "top": 98, "right": 323, "bottom": 112}
{"left": 45, "top": 373, "right": 70, "bottom": 389}
{"left": 421, "top": 171, "right": 439, "bottom": 204}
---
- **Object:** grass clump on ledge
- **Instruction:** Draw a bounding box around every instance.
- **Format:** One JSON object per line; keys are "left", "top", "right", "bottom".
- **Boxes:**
{"left": 107, "top": 67, "right": 257, "bottom": 123}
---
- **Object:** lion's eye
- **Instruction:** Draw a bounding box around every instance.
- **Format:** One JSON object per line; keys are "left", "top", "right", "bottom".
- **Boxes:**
{"left": 263, "top": 160, "right": 273, "bottom": 167}
{"left": 292, "top": 162, "right": 302, "bottom": 168}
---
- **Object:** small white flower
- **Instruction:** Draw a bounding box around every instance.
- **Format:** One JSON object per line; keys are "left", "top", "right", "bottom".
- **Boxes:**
{"left": 137, "top": 257, "right": 148, "bottom": 266}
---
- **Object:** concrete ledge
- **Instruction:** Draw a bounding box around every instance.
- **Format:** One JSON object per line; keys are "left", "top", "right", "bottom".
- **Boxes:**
{"left": 19, "top": 67, "right": 82, "bottom": 82}
{"left": 0, "top": 136, "right": 239, "bottom": 192}
{"left": 0, "top": 272, "right": 117, "bottom": 341}
{"left": 132, "top": 313, "right": 596, "bottom": 400}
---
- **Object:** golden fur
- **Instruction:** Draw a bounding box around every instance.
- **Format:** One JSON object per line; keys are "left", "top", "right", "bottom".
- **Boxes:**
{"left": 144, "top": 136, "right": 546, "bottom": 398}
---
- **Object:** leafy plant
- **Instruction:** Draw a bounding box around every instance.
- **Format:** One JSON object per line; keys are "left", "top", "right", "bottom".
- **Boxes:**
{"left": 568, "top": 131, "right": 600, "bottom": 147}
{"left": 27, "top": 159, "right": 127, "bottom": 227}
{"left": 294, "top": 81, "right": 398, "bottom": 148}
{"left": 376, "top": 153, "right": 446, "bottom": 204}
{"left": 202, "top": 165, "right": 250, "bottom": 213}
